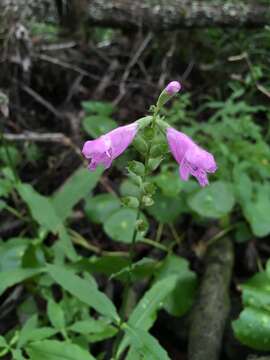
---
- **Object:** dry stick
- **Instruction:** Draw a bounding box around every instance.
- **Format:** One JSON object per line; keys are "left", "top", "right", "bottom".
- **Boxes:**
{"left": 113, "top": 32, "right": 153, "bottom": 105}
{"left": 188, "top": 237, "right": 234, "bottom": 360}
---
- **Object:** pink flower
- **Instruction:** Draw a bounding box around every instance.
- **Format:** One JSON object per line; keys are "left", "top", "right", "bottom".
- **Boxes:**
{"left": 167, "top": 127, "right": 217, "bottom": 187}
{"left": 82, "top": 123, "right": 138, "bottom": 171}
{"left": 165, "top": 81, "right": 181, "bottom": 95}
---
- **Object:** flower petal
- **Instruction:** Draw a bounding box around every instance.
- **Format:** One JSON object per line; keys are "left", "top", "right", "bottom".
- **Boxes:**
{"left": 179, "top": 159, "right": 190, "bottom": 181}
{"left": 109, "top": 123, "right": 138, "bottom": 159}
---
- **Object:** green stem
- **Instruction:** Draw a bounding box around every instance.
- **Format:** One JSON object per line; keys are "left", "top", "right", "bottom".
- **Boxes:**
{"left": 113, "top": 106, "right": 160, "bottom": 359}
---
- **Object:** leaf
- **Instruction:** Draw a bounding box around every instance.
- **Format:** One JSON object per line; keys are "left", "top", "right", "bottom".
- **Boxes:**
{"left": 47, "top": 299, "right": 65, "bottom": 330}
{"left": 18, "top": 314, "right": 38, "bottom": 348}
{"left": 146, "top": 193, "right": 185, "bottom": 223}
{"left": 125, "top": 325, "right": 170, "bottom": 360}
{"left": 52, "top": 167, "right": 102, "bottom": 221}
{"left": 117, "top": 276, "right": 177, "bottom": 357}
{"left": 243, "top": 184, "right": 270, "bottom": 237}
{"left": 155, "top": 255, "right": 198, "bottom": 316}
{"left": 0, "top": 336, "right": 7, "bottom": 348}
{"left": 26, "top": 340, "right": 96, "bottom": 360}
{"left": 188, "top": 181, "right": 235, "bottom": 218}
{"left": 69, "top": 319, "right": 117, "bottom": 342}
{"left": 0, "top": 268, "right": 43, "bottom": 296}
{"left": 232, "top": 307, "right": 270, "bottom": 351}
{"left": 47, "top": 265, "right": 120, "bottom": 323}
{"left": 83, "top": 115, "right": 117, "bottom": 137}
{"left": 232, "top": 271, "right": 270, "bottom": 350}
{"left": 17, "top": 183, "right": 61, "bottom": 232}
{"left": 82, "top": 101, "right": 114, "bottom": 116}
{"left": 154, "top": 171, "right": 183, "bottom": 197}
{"left": 0, "top": 237, "right": 29, "bottom": 271}
{"left": 104, "top": 209, "right": 148, "bottom": 243}
{"left": 120, "top": 180, "right": 140, "bottom": 198}
{"left": 84, "top": 193, "right": 121, "bottom": 224}
{"left": 17, "top": 183, "right": 77, "bottom": 261}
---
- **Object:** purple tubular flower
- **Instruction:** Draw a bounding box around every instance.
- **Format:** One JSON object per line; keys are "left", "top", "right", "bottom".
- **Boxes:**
{"left": 82, "top": 123, "right": 138, "bottom": 171}
{"left": 165, "top": 81, "right": 181, "bottom": 95}
{"left": 167, "top": 127, "right": 217, "bottom": 187}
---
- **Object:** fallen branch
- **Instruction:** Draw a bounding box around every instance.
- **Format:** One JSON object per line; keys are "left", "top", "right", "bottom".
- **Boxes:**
{"left": 188, "top": 237, "right": 234, "bottom": 360}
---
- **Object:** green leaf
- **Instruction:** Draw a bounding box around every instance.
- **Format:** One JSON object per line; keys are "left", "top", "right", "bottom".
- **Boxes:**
{"left": 18, "top": 314, "right": 38, "bottom": 348}
{"left": 104, "top": 209, "right": 148, "bottom": 243}
{"left": 147, "top": 193, "right": 185, "bottom": 223}
{"left": 120, "top": 180, "right": 140, "bottom": 198}
{"left": 232, "top": 271, "right": 270, "bottom": 350}
{"left": 47, "top": 299, "right": 65, "bottom": 330}
{"left": 26, "top": 340, "right": 96, "bottom": 360}
{"left": 232, "top": 307, "right": 270, "bottom": 351}
{"left": 0, "top": 237, "right": 29, "bottom": 271}
{"left": 188, "top": 181, "right": 235, "bottom": 218}
{"left": 17, "top": 183, "right": 61, "bottom": 232}
{"left": 47, "top": 265, "right": 120, "bottom": 323}
{"left": 82, "top": 101, "right": 114, "bottom": 116}
{"left": 0, "top": 336, "right": 7, "bottom": 348}
{"left": 154, "top": 171, "right": 183, "bottom": 197}
{"left": 52, "top": 167, "right": 102, "bottom": 221}
{"left": 17, "top": 183, "right": 77, "bottom": 261}
{"left": 243, "top": 184, "right": 270, "bottom": 237}
{"left": 125, "top": 325, "right": 170, "bottom": 360}
{"left": 117, "top": 276, "right": 177, "bottom": 357}
{"left": 0, "top": 268, "right": 43, "bottom": 296}
{"left": 69, "top": 319, "right": 117, "bottom": 342}
{"left": 155, "top": 255, "right": 198, "bottom": 316}
{"left": 84, "top": 193, "right": 121, "bottom": 224}
{"left": 110, "top": 258, "right": 158, "bottom": 282}
{"left": 83, "top": 115, "right": 117, "bottom": 137}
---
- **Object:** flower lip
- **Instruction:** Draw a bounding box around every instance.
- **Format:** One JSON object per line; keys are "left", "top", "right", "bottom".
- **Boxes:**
{"left": 165, "top": 81, "right": 181, "bottom": 95}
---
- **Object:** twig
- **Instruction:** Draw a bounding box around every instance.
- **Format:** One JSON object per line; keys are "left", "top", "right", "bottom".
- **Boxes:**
{"left": 113, "top": 32, "right": 153, "bottom": 105}
{"left": 20, "top": 83, "right": 63, "bottom": 118}
{"left": 35, "top": 53, "right": 100, "bottom": 80}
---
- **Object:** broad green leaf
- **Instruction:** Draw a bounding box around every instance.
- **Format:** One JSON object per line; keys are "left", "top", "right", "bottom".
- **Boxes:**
{"left": 155, "top": 255, "right": 198, "bottom": 316}
{"left": 82, "top": 101, "right": 114, "bottom": 116}
{"left": 128, "top": 276, "right": 178, "bottom": 329}
{"left": 17, "top": 183, "right": 61, "bottom": 232}
{"left": 188, "top": 181, "right": 235, "bottom": 218}
{"left": 26, "top": 340, "right": 96, "bottom": 360}
{"left": 232, "top": 271, "right": 270, "bottom": 350}
{"left": 119, "top": 180, "right": 140, "bottom": 198}
{"left": 72, "top": 256, "right": 129, "bottom": 278}
{"left": 125, "top": 325, "right": 170, "bottom": 360}
{"left": 0, "top": 336, "right": 7, "bottom": 348}
{"left": 12, "top": 349, "right": 26, "bottom": 360}
{"left": 154, "top": 171, "right": 183, "bottom": 197}
{"left": 83, "top": 115, "right": 117, "bottom": 137}
{"left": 104, "top": 209, "right": 148, "bottom": 243}
{"left": 241, "top": 272, "right": 270, "bottom": 310}
{"left": 0, "top": 238, "right": 29, "bottom": 271}
{"left": 20, "top": 328, "right": 57, "bottom": 346}
{"left": 18, "top": 314, "right": 38, "bottom": 348}
{"left": 147, "top": 193, "right": 185, "bottom": 223}
{"left": 243, "top": 184, "right": 270, "bottom": 237}
{"left": 110, "top": 258, "right": 158, "bottom": 282}
{"left": 232, "top": 307, "right": 270, "bottom": 351}
{"left": 52, "top": 167, "right": 102, "bottom": 221}
{"left": 69, "top": 319, "right": 117, "bottom": 342}
{"left": 117, "top": 276, "right": 177, "bottom": 357}
{"left": 47, "top": 299, "right": 65, "bottom": 330}
{"left": 0, "top": 268, "right": 43, "bottom": 296}
{"left": 84, "top": 193, "right": 121, "bottom": 224}
{"left": 0, "top": 178, "right": 13, "bottom": 197}
{"left": 47, "top": 265, "right": 120, "bottom": 323}
{"left": 17, "top": 183, "right": 77, "bottom": 260}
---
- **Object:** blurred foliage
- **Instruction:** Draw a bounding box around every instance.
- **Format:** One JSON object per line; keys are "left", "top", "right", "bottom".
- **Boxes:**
{"left": 1, "top": 18, "right": 270, "bottom": 359}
